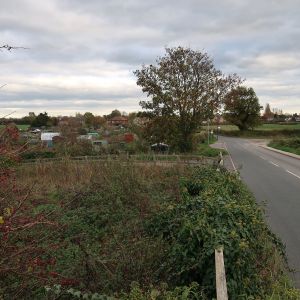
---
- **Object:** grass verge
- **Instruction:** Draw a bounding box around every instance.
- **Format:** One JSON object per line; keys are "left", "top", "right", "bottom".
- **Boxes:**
{"left": 268, "top": 138, "right": 300, "bottom": 156}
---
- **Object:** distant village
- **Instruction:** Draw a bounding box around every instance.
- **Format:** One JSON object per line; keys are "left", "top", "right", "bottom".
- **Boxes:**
{"left": 1, "top": 104, "right": 299, "bottom": 159}
{"left": 0, "top": 110, "right": 152, "bottom": 158}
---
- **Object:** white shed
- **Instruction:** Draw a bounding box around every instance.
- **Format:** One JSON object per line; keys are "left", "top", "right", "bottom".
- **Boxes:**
{"left": 41, "top": 132, "right": 60, "bottom": 147}
{"left": 41, "top": 132, "right": 60, "bottom": 141}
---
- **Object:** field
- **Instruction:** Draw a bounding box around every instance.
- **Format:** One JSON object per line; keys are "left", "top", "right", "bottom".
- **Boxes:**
{"left": 1, "top": 158, "right": 299, "bottom": 299}
{"left": 0, "top": 124, "right": 30, "bottom": 131}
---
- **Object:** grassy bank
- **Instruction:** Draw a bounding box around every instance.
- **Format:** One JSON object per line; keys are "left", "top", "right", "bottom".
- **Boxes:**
{"left": 268, "top": 138, "right": 300, "bottom": 156}
{"left": 214, "top": 123, "right": 300, "bottom": 131}
{"left": 1, "top": 160, "right": 297, "bottom": 299}
{"left": 212, "top": 123, "right": 300, "bottom": 138}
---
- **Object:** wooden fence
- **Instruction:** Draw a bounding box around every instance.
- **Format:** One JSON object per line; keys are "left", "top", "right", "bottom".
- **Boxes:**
{"left": 215, "top": 247, "right": 228, "bottom": 300}
{"left": 22, "top": 154, "right": 218, "bottom": 166}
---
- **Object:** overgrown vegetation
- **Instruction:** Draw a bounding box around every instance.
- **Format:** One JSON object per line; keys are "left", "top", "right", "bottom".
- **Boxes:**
{"left": 0, "top": 154, "right": 297, "bottom": 299}
{"left": 268, "top": 137, "right": 300, "bottom": 155}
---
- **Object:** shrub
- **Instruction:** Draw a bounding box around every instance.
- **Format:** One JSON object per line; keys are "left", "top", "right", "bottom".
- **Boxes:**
{"left": 21, "top": 151, "right": 56, "bottom": 160}
{"left": 146, "top": 167, "right": 287, "bottom": 299}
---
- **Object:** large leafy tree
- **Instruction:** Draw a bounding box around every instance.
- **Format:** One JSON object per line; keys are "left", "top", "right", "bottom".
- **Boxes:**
{"left": 224, "top": 86, "right": 262, "bottom": 131}
{"left": 134, "top": 47, "right": 241, "bottom": 152}
{"left": 31, "top": 112, "right": 50, "bottom": 127}
{"left": 83, "top": 112, "right": 95, "bottom": 128}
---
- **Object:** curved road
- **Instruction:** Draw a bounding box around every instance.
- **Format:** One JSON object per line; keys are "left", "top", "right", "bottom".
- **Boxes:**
{"left": 214, "top": 136, "right": 300, "bottom": 287}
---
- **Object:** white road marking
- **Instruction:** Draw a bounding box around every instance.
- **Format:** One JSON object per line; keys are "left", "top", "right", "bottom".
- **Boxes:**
{"left": 269, "top": 161, "right": 279, "bottom": 167}
{"left": 259, "top": 156, "right": 266, "bottom": 160}
{"left": 223, "top": 142, "right": 237, "bottom": 172}
{"left": 286, "top": 170, "right": 300, "bottom": 180}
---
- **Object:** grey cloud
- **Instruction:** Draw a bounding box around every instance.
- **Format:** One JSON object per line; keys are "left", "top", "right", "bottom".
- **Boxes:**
{"left": 0, "top": 0, "right": 300, "bottom": 115}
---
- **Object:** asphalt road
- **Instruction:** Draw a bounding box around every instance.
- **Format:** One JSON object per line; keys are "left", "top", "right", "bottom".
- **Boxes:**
{"left": 214, "top": 136, "right": 300, "bottom": 287}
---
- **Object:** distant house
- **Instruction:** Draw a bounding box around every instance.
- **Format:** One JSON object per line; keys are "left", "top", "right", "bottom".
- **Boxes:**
{"left": 108, "top": 116, "right": 128, "bottom": 126}
{"left": 41, "top": 132, "right": 60, "bottom": 147}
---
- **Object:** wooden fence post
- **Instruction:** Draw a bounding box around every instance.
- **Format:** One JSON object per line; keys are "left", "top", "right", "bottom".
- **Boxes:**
{"left": 219, "top": 152, "right": 224, "bottom": 166}
{"left": 215, "top": 247, "right": 228, "bottom": 300}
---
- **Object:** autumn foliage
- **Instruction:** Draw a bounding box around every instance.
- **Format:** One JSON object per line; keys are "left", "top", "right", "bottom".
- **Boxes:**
{"left": 0, "top": 125, "right": 77, "bottom": 297}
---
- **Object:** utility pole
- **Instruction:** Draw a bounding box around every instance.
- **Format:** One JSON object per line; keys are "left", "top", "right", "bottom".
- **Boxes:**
{"left": 207, "top": 119, "right": 210, "bottom": 145}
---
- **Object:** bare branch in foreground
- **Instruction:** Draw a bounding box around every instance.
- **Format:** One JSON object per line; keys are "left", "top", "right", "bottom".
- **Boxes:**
{"left": 0, "top": 44, "right": 29, "bottom": 51}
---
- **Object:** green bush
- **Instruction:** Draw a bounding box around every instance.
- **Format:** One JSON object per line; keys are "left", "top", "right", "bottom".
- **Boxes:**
{"left": 21, "top": 151, "right": 56, "bottom": 159}
{"left": 146, "top": 167, "right": 287, "bottom": 299}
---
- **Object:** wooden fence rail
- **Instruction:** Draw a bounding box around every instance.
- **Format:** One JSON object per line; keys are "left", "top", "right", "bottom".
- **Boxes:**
{"left": 22, "top": 154, "right": 217, "bottom": 165}
{"left": 215, "top": 247, "right": 228, "bottom": 300}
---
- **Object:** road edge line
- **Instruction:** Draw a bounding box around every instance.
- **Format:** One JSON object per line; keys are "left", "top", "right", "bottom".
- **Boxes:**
{"left": 223, "top": 142, "right": 237, "bottom": 173}
{"left": 286, "top": 170, "right": 300, "bottom": 180}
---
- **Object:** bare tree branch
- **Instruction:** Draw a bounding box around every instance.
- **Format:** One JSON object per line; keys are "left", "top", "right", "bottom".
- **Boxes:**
{"left": 0, "top": 44, "right": 29, "bottom": 51}
{"left": 0, "top": 111, "right": 17, "bottom": 119}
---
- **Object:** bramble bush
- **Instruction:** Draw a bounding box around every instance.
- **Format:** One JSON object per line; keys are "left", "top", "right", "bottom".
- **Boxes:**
{"left": 0, "top": 125, "right": 71, "bottom": 298}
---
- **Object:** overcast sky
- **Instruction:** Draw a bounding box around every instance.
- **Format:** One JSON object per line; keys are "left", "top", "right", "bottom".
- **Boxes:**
{"left": 1, "top": 0, "right": 300, "bottom": 117}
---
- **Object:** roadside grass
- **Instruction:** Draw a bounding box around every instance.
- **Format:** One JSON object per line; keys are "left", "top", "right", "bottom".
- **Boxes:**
{"left": 210, "top": 123, "right": 300, "bottom": 138}
{"left": 212, "top": 123, "right": 300, "bottom": 131}
{"left": 10, "top": 160, "right": 299, "bottom": 299}
{"left": 268, "top": 138, "right": 300, "bottom": 156}
{"left": 266, "top": 276, "right": 300, "bottom": 300}
{"left": 197, "top": 141, "right": 226, "bottom": 157}
{"left": 195, "top": 134, "right": 227, "bottom": 157}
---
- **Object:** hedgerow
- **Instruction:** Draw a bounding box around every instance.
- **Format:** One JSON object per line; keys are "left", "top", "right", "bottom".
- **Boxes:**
{"left": 146, "top": 167, "right": 291, "bottom": 298}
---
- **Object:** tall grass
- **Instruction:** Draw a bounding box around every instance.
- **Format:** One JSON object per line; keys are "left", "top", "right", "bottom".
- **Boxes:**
{"left": 10, "top": 161, "right": 299, "bottom": 299}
